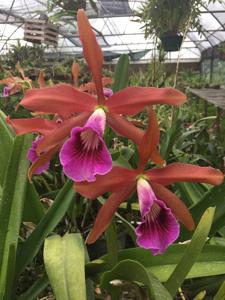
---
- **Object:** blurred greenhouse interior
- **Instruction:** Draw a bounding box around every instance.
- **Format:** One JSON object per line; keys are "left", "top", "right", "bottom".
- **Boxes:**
{"left": 1, "top": 0, "right": 225, "bottom": 81}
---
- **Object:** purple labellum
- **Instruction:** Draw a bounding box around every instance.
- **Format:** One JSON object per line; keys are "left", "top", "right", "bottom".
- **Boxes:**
{"left": 136, "top": 178, "right": 179, "bottom": 255}
{"left": 27, "top": 136, "right": 50, "bottom": 174}
{"left": 59, "top": 108, "right": 112, "bottom": 182}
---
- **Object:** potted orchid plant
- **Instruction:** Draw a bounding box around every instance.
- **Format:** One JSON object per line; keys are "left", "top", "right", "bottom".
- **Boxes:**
{"left": 135, "top": 0, "right": 216, "bottom": 51}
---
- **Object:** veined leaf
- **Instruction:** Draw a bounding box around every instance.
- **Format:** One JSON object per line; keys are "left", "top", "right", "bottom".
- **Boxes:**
{"left": 44, "top": 234, "right": 86, "bottom": 300}
{"left": 165, "top": 207, "right": 215, "bottom": 297}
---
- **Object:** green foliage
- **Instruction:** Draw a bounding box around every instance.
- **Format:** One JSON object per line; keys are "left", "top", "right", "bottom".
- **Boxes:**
{"left": 15, "top": 180, "right": 75, "bottom": 276}
{"left": 0, "top": 135, "right": 32, "bottom": 299}
{"left": 165, "top": 207, "right": 215, "bottom": 296}
{"left": 101, "top": 260, "right": 172, "bottom": 299}
{"left": 112, "top": 54, "right": 130, "bottom": 92}
{"left": 87, "top": 243, "right": 225, "bottom": 283}
{"left": 48, "top": 0, "right": 97, "bottom": 21}
{"left": 3, "top": 41, "right": 46, "bottom": 71}
{"left": 135, "top": 0, "right": 220, "bottom": 38}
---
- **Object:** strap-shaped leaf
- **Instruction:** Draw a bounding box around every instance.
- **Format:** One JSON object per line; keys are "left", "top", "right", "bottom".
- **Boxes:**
{"left": 15, "top": 180, "right": 75, "bottom": 276}
{"left": 0, "top": 109, "right": 44, "bottom": 224}
{"left": 18, "top": 274, "right": 48, "bottom": 300}
{"left": 101, "top": 259, "right": 172, "bottom": 300}
{"left": 165, "top": 207, "right": 215, "bottom": 297}
{"left": 112, "top": 54, "right": 129, "bottom": 92}
{"left": 44, "top": 234, "right": 86, "bottom": 300}
{"left": 181, "top": 181, "right": 225, "bottom": 240}
{"left": 0, "top": 110, "right": 14, "bottom": 185}
{"left": 0, "top": 135, "right": 32, "bottom": 300}
{"left": 214, "top": 279, "right": 225, "bottom": 300}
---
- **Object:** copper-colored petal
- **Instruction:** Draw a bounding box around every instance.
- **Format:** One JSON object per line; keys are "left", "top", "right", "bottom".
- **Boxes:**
{"left": 38, "top": 70, "right": 46, "bottom": 88}
{"left": 20, "top": 84, "right": 97, "bottom": 114}
{"left": 28, "top": 143, "right": 61, "bottom": 181}
{"left": 36, "top": 112, "right": 90, "bottom": 154}
{"left": 7, "top": 117, "right": 57, "bottom": 136}
{"left": 71, "top": 62, "right": 80, "bottom": 87}
{"left": 77, "top": 9, "right": 105, "bottom": 103}
{"left": 107, "top": 113, "right": 144, "bottom": 145}
{"left": 146, "top": 163, "right": 224, "bottom": 186}
{"left": 108, "top": 113, "right": 164, "bottom": 166}
{"left": 151, "top": 182, "right": 195, "bottom": 231}
{"left": 75, "top": 166, "right": 137, "bottom": 199}
{"left": 102, "top": 77, "right": 113, "bottom": 86}
{"left": 16, "top": 62, "right": 26, "bottom": 80}
{"left": 138, "top": 106, "right": 160, "bottom": 170}
{"left": 150, "top": 149, "right": 165, "bottom": 166}
{"left": 106, "top": 87, "right": 186, "bottom": 115}
{"left": 79, "top": 82, "right": 96, "bottom": 94}
{"left": 86, "top": 185, "right": 135, "bottom": 244}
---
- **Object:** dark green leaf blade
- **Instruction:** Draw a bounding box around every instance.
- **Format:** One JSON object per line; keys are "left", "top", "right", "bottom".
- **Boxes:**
{"left": 112, "top": 54, "right": 129, "bottom": 92}
{"left": 101, "top": 259, "right": 172, "bottom": 300}
{"left": 0, "top": 135, "right": 32, "bottom": 300}
{"left": 165, "top": 207, "right": 215, "bottom": 297}
{"left": 15, "top": 180, "right": 75, "bottom": 277}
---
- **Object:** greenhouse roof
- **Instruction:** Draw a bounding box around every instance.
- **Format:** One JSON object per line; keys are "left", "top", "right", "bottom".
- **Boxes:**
{"left": 0, "top": 0, "right": 225, "bottom": 63}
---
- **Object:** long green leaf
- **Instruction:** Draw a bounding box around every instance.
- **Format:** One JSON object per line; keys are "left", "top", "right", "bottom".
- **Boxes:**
{"left": 161, "top": 107, "right": 181, "bottom": 160}
{"left": 44, "top": 234, "right": 86, "bottom": 300}
{"left": 0, "top": 109, "right": 44, "bottom": 223}
{"left": 101, "top": 259, "right": 172, "bottom": 300}
{"left": 214, "top": 280, "right": 225, "bottom": 300}
{"left": 165, "top": 207, "right": 215, "bottom": 297}
{"left": 105, "top": 219, "right": 118, "bottom": 267}
{"left": 181, "top": 182, "right": 225, "bottom": 240}
{"left": 112, "top": 54, "right": 129, "bottom": 92}
{"left": 176, "top": 182, "right": 209, "bottom": 206}
{"left": 0, "top": 110, "right": 14, "bottom": 185}
{"left": 86, "top": 244, "right": 225, "bottom": 282}
{"left": 18, "top": 274, "right": 49, "bottom": 300}
{"left": 15, "top": 180, "right": 75, "bottom": 276}
{"left": 22, "top": 184, "right": 45, "bottom": 224}
{"left": 0, "top": 135, "right": 32, "bottom": 300}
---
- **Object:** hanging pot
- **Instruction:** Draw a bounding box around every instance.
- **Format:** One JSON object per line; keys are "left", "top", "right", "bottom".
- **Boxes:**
{"left": 160, "top": 33, "right": 183, "bottom": 52}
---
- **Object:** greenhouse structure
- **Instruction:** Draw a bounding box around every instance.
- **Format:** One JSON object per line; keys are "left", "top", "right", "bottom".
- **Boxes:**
{"left": 0, "top": 1, "right": 225, "bottom": 299}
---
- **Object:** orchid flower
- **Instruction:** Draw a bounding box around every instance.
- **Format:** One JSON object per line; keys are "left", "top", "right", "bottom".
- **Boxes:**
{"left": 7, "top": 10, "right": 186, "bottom": 181}
{"left": 0, "top": 62, "right": 32, "bottom": 95}
{"left": 75, "top": 107, "right": 224, "bottom": 254}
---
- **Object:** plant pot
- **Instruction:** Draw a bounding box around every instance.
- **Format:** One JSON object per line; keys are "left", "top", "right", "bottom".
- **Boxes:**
{"left": 160, "top": 33, "right": 183, "bottom": 52}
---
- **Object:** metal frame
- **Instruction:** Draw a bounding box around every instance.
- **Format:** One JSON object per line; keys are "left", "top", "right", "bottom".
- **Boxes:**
{"left": 1, "top": 0, "right": 225, "bottom": 61}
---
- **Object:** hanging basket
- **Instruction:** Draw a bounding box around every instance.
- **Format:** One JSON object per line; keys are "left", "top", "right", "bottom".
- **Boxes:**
{"left": 24, "top": 19, "right": 58, "bottom": 47}
{"left": 160, "top": 33, "right": 183, "bottom": 52}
